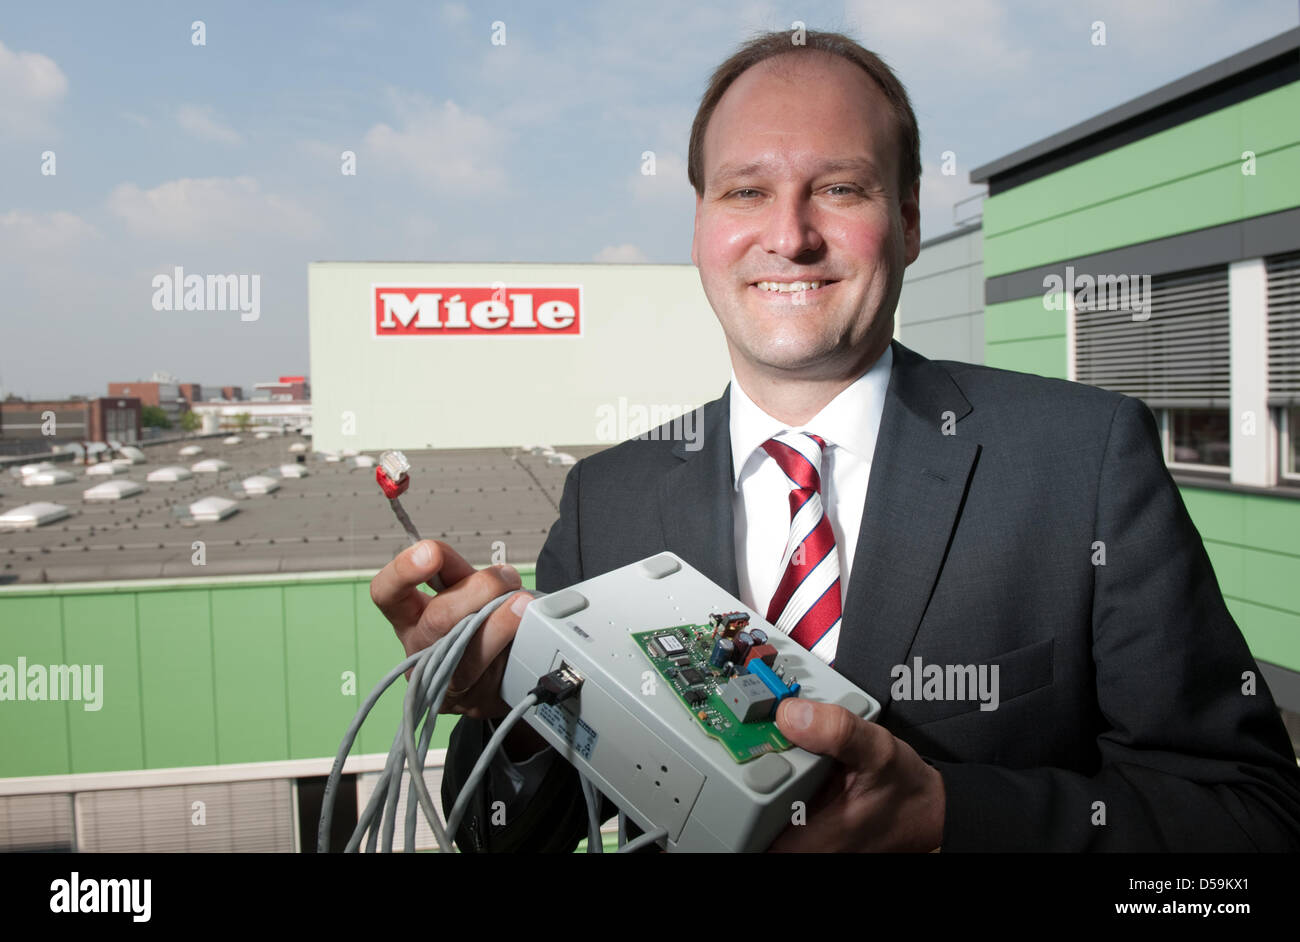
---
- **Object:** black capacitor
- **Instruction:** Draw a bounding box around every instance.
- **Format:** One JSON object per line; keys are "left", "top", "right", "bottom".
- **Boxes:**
{"left": 709, "top": 637, "right": 736, "bottom": 668}
{"left": 748, "top": 628, "right": 769, "bottom": 646}
{"left": 733, "top": 631, "right": 754, "bottom": 662}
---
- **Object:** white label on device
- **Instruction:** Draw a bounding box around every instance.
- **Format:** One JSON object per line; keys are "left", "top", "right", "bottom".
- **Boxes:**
{"left": 536, "top": 702, "right": 598, "bottom": 760}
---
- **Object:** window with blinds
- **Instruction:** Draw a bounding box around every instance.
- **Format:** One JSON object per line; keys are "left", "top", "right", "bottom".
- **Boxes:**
{"left": 1075, "top": 264, "right": 1230, "bottom": 408}
{"left": 0, "top": 793, "right": 75, "bottom": 852}
{"left": 1267, "top": 250, "right": 1300, "bottom": 408}
{"left": 355, "top": 767, "right": 447, "bottom": 852}
{"left": 75, "top": 779, "right": 296, "bottom": 852}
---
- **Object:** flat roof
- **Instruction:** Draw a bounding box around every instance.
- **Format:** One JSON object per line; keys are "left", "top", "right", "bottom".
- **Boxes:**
{"left": 971, "top": 27, "right": 1300, "bottom": 186}
{"left": 0, "top": 434, "right": 601, "bottom": 584}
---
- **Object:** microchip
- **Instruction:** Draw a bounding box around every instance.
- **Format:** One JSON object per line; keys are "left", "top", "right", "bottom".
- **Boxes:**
{"left": 671, "top": 655, "right": 692, "bottom": 667}
{"left": 685, "top": 687, "right": 708, "bottom": 704}
{"left": 679, "top": 667, "right": 706, "bottom": 686}
{"left": 657, "top": 633, "right": 685, "bottom": 656}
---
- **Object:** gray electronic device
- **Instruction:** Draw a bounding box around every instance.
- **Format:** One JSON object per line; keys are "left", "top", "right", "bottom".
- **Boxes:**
{"left": 500, "top": 551, "right": 881, "bottom": 852}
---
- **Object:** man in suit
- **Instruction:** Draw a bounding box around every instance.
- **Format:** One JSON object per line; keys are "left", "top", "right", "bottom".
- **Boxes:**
{"left": 370, "top": 29, "right": 1300, "bottom": 851}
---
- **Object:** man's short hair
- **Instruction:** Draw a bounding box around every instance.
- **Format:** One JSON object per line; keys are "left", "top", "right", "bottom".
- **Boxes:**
{"left": 687, "top": 29, "right": 921, "bottom": 200}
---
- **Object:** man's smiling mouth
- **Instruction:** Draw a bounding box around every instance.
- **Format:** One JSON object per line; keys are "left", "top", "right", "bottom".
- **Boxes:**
{"left": 750, "top": 279, "right": 839, "bottom": 297}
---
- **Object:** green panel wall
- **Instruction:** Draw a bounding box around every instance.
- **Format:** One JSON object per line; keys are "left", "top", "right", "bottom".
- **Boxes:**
{"left": 62, "top": 593, "right": 143, "bottom": 773}
{"left": 1182, "top": 488, "right": 1300, "bottom": 671}
{"left": 137, "top": 589, "right": 218, "bottom": 769}
{"left": 211, "top": 587, "right": 289, "bottom": 764}
{"left": 285, "top": 583, "right": 358, "bottom": 761}
{"left": 0, "top": 567, "right": 535, "bottom": 779}
{"left": 983, "top": 81, "right": 1300, "bottom": 277}
{"left": 984, "top": 295, "right": 1067, "bottom": 378}
{"left": 0, "top": 597, "right": 68, "bottom": 776}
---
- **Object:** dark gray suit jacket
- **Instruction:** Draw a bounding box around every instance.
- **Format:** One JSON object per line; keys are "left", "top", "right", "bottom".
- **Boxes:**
{"left": 443, "top": 339, "right": 1300, "bottom": 851}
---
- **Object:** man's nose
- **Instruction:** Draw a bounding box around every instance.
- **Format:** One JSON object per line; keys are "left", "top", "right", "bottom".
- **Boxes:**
{"left": 759, "top": 191, "right": 823, "bottom": 258}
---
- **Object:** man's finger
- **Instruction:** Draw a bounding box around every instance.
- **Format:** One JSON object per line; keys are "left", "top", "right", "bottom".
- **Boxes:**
{"left": 370, "top": 540, "right": 476, "bottom": 623}
{"left": 775, "top": 699, "right": 881, "bottom": 772}
{"left": 406, "top": 564, "right": 522, "bottom": 659}
{"left": 447, "top": 587, "right": 534, "bottom": 694}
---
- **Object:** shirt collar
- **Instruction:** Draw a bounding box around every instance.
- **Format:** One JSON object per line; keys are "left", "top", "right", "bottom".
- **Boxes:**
{"left": 729, "top": 342, "right": 894, "bottom": 490}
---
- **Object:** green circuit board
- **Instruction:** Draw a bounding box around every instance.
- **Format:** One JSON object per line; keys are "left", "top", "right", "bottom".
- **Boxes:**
{"left": 632, "top": 622, "right": 791, "bottom": 764}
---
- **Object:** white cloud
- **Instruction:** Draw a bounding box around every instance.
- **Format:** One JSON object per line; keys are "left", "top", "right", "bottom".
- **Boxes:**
{"left": 106, "top": 176, "right": 319, "bottom": 241}
{"left": 594, "top": 243, "right": 650, "bottom": 263}
{"left": 0, "top": 210, "right": 98, "bottom": 255}
{"left": 0, "top": 39, "right": 69, "bottom": 135}
{"left": 363, "top": 93, "right": 508, "bottom": 194}
{"left": 177, "top": 104, "right": 242, "bottom": 145}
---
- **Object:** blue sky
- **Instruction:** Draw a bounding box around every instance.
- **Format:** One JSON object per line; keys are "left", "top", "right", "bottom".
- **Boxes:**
{"left": 1, "top": 0, "right": 1296, "bottom": 399}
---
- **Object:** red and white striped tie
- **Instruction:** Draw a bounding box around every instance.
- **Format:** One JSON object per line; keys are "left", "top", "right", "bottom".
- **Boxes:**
{"left": 762, "top": 431, "right": 841, "bottom": 666}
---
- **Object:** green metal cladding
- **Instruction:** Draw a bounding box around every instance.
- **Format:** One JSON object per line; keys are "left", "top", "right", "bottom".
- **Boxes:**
{"left": 0, "top": 568, "right": 536, "bottom": 778}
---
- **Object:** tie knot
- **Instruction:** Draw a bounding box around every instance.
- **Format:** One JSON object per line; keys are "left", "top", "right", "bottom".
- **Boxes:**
{"left": 762, "top": 431, "right": 827, "bottom": 491}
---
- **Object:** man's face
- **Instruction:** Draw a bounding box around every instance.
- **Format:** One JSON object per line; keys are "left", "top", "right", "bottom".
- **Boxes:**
{"left": 691, "top": 52, "right": 920, "bottom": 382}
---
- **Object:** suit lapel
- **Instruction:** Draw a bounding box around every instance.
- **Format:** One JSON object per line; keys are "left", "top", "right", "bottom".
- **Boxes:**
{"left": 658, "top": 388, "right": 741, "bottom": 597}
{"left": 832, "top": 341, "right": 980, "bottom": 715}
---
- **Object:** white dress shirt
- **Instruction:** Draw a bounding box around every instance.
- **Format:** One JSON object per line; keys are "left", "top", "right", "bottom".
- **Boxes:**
{"left": 730, "top": 343, "right": 894, "bottom": 660}
{"left": 483, "top": 344, "right": 894, "bottom": 810}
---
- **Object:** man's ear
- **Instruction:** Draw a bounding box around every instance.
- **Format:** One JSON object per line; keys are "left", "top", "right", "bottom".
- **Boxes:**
{"left": 690, "top": 191, "right": 704, "bottom": 268}
{"left": 902, "top": 179, "right": 921, "bottom": 266}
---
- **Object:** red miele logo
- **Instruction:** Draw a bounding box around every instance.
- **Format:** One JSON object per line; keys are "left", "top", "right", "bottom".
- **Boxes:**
{"left": 373, "top": 284, "right": 582, "bottom": 336}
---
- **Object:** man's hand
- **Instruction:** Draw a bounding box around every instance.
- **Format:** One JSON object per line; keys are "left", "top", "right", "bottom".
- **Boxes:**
{"left": 369, "top": 539, "right": 535, "bottom": 722}
{"left": 767, "top": 699, "right": 945, "bottom": 852}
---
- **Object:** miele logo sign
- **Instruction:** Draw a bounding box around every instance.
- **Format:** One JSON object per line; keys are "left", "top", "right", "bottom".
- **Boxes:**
{"left": 373, "top": 284, "right": 582, "bottom": 336}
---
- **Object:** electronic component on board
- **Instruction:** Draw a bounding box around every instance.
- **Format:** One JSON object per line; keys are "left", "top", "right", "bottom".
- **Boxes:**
{"left": 709, "top": 637, "right": 736, "bottom": 668}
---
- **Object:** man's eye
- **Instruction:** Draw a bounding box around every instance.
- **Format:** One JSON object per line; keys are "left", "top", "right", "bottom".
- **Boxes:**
{"left": 826, "top": 185, "right": 862, "bottom": 196}
{"left": 729, "top": 188, "right": 762, "bottom": 199}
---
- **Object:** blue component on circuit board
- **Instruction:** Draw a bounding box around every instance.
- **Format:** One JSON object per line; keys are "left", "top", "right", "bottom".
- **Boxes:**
{"left": 745, "top": 658, "right": 800, "bottom": 707}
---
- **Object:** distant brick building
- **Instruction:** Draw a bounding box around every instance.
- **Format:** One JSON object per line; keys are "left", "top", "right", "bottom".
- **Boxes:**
{"left": 252, "top": 376, "right": 310, "bottom": 401}
{"left": 0, "top": 397, "right": 141, "bottom": 454}
{"left": 107, "top": 380, "right": 190, "bottom": 426}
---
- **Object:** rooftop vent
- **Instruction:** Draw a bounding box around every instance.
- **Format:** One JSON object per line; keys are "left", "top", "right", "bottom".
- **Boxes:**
{"left": 84, "top": 479, "right": 144, "bottom": 502}
{"left": 0, "top": 502, "right": 70, "bottom": 529}
{"left": 146, "top": 466, "right": 194, "bottom": 482}
{"left": 22, "top": 469, "right": 76, "bottom": 486}
{"left": 192, "top": 458, "right": 231, "bottom": 473}
{"left": 189, "top": 496, "right": 238, "bottom": 522}
{"left": 241, "top": 475, "right": 280, "bottom": 495}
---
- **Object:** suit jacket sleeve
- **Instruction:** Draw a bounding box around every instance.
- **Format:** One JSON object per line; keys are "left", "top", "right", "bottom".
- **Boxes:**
{"left": 928, "top": 396, "right": 1300, "bottom": 850}
{"left": 441, "top": 459, "right": 621, "bottom": 852}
